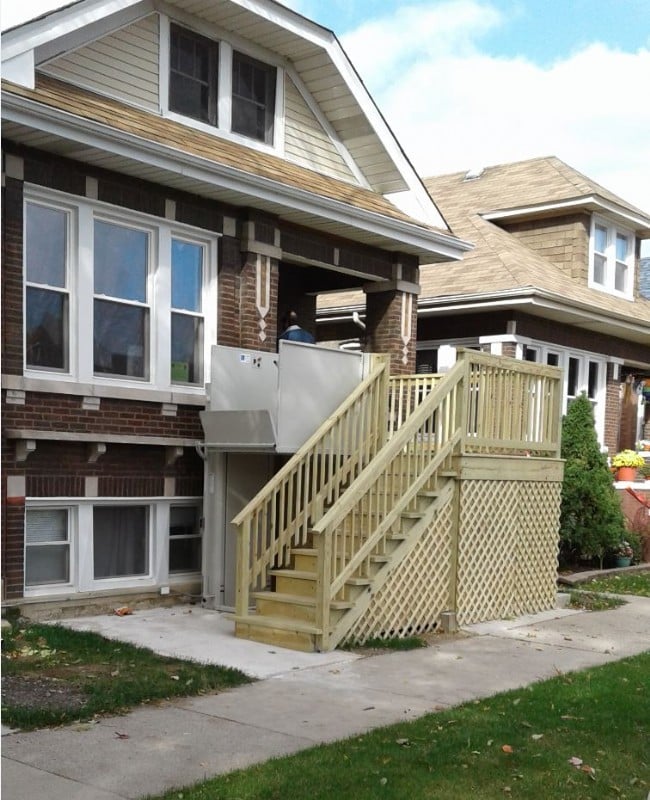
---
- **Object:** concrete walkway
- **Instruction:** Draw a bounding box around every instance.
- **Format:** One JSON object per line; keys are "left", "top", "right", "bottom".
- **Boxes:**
{"left": 3, "top": 596, "right": 650, "bottom": 800}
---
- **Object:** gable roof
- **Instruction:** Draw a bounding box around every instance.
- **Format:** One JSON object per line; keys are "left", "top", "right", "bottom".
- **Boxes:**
{"left": 419, "top": 157, "right": 650, "bottom": 346}
{"left": 1, "top": 0, "right": 447, "bottom": 230}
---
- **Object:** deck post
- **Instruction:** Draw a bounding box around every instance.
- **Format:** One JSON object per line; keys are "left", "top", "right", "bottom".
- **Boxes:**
{"left": 314, "top": 530, "right": 332, "bottom": 651}
{"left": 235, "top": 519, "right": 251, "bottom": 617}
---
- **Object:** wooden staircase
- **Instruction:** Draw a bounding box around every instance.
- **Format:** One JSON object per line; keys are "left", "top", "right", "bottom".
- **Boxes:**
{"left": 234, "top": 470, "right": 456, "bottom": 652}
{"left": 231, "top": 349, "right": 563, "bottom": 652}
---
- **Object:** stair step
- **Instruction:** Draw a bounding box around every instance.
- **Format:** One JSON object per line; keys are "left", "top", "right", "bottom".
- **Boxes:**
{"left": 401, "top": 510, "right": 426, "bottom": 519}
{"left": 234, "top": 613, "right": 321, "bottom": 634}
{"left": 270, "top": 569, "right": 316, "bottom": 580}
{"left": 252, "top": 591, "right": 353, "bottom": 611}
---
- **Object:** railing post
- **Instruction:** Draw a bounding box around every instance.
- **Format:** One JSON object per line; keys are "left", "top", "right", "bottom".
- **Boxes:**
{"left": 315, "top": 530, "right": 332, "bottom": 651}
{"left": 456, "top": 350, "right": 470, "bottom": 454}
{"left": 235, "top": 520, "right": 251, "bottom": 617}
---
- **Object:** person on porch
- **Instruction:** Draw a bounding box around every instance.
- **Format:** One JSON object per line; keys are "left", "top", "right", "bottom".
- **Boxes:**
{"left": 278, "top": 311, "right": 315, "bottom": 344}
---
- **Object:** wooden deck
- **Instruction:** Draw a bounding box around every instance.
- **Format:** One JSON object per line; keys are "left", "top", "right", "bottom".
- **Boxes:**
{"left": 232, "top": 349, "right": 564, "bottom": 651}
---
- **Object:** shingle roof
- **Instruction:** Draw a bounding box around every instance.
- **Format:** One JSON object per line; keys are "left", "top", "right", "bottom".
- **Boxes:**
{"left": 419, "top": 157, "right": 650, "bottom": 325}
{"left": 431, "top": 156, "right": 650, "bottom": 222}
{"left": 3, "top": 74, "right": 451, "bottom": 236}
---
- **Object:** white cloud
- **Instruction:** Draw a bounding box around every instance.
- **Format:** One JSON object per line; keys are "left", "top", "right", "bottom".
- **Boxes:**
{"left": 341, "top": 5, "right": 650, "bottom": 217}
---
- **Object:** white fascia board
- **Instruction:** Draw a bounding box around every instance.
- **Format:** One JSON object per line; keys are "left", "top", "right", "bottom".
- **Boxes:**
{"left": 1, "top": 0, "right": 147, "bottom": 61}
{"left": 1, "top": 51, "right": 35, "bottom": 89}
{"left": 483, "top": 196, "right": 650, "bottom": 232}
{"left": 3, "top": 94, "right": 470, "bottom": 261}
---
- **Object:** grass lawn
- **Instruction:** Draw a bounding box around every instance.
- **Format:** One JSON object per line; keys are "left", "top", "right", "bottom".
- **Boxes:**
{"left": 1, "top": 621, "right": 252, "bottom": 730}
{"left": 151, "top": 652, "right": 650, "bottom": 800}
{"left": 580, "top": 571, "right": 650, "bottom": 598}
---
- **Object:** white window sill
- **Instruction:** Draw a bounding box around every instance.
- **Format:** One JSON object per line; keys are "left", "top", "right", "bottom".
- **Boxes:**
{"left": 2, "top": 374, "right": 207, "bottom": 406}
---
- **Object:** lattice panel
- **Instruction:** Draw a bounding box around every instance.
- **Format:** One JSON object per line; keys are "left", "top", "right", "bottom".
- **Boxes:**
{"left": 456, "top": 479, "right": 561, "bottom": 624}
{"left": 512, "top": 482, "right": 561, "bottom": 615}
{"left": 344, "top": 495, "right": 454, "bottom": 644}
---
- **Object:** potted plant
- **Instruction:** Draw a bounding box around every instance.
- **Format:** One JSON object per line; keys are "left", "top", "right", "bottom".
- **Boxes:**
{"left": 611, "top": 449, "right": 644, "bottom": 481}
{"left": 611, "top": 540, "right": 634, "bottom": 568}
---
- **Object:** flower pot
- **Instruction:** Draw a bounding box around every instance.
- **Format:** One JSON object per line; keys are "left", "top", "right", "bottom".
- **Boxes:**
{"left": 616, "top": 466, "right": 637, "bottom": 481}
{"left": 613, "top": 556, "right": 632, "bottom": 568}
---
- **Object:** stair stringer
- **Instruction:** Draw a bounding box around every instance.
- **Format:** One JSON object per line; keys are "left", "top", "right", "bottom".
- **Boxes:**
{"left": 322, "top": 478, "right": 455, "bottom": 651}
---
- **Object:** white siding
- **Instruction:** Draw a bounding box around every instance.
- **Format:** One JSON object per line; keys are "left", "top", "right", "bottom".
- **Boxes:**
{"left": 284, "top": 76, "right": 356, "bottom": 183}
{"left": 42, "top": 15, "right": 159, "bottom": 112}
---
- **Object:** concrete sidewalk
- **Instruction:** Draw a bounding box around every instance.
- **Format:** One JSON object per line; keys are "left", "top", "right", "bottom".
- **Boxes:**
{"left": 3, "top": 596, "right": 650, "bottom": 800}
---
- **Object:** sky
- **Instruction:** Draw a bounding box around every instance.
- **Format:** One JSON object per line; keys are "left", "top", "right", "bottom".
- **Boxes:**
{"left": 3, "top": 0, "right": 650, "bottom": 231}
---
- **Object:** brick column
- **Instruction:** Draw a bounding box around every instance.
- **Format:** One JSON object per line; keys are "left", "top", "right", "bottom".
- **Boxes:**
{"left": 365, "top": 286, "right": 418, "bottom": 375}
{"left": 603, "top": 363, "right": 622, "bottom": 454}
{"left": 239, "top": 252, "right": 279, "bottom": 351}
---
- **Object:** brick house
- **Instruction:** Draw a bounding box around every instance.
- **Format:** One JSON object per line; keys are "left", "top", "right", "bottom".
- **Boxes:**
{"left": 1, "top": 0, "right": 470, "bottom": 610}
{"left": 320, "top": 157, "right": 650, "bottom": 455}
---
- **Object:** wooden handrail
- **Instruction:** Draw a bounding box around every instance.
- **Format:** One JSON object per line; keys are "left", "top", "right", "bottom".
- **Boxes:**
{"left": 234, "top": 356, "right": 390, "bottom": 617}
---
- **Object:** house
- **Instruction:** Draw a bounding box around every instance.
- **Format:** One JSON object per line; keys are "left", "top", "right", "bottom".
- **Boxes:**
{"left": 320, "top": 157, "right": 650, "bottom": 455}
{"left": 1, "top": 0, "right": 472, "bottom": 612}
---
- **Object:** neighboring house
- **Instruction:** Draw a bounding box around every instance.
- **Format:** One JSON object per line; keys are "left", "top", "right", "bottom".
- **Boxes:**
{"left": 319, "top": 157, "right": 650, "bottom": 453}
{"left": 1, "top": 0, "right": 470, "bottom": 609}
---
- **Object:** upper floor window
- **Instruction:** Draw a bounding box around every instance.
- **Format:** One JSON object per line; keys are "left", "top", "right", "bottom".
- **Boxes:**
{"left": 231, "top": 51, "right": 276, "bottom": 144}
{"left": 24, "top": 190, "right": 216, "bottom": 392}
{"left": 590, "top": 217, "right": 634, "bottom": 298}
{"left": 169, "top": 25, "right": 218, "bottom": 126}
{"left": 167, "top": 23, "right": 278, "bottom": 146}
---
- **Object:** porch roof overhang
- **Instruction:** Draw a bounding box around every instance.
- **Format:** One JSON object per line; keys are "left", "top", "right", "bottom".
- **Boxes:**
{"left": 417, "top": 287, "right": 650, "bottom": 352}
{"left": 2, "top": 91, "right": 470, "bottom": 266}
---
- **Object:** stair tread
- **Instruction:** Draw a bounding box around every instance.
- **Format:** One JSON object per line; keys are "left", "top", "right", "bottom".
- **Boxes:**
{"left": 234, "top": 613, "right": 321, "bottom": 634}
{"left": 270, "top": 569, "right": 316, "bottom": 580}
{"left": 253, "top": 591, "right": 353, "bottom": 610}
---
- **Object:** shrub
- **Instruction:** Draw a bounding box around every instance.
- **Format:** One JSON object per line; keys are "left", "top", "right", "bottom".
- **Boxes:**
{"left": 559, "top": 394, "right": 627, "bottom": 567}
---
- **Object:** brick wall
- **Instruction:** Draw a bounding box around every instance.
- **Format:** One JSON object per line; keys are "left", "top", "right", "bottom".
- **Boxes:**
{"left": 1, "top": 179, "right": 24, "bottom": 376}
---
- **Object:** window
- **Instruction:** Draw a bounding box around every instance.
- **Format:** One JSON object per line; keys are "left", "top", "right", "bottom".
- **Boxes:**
{"left": 166, "top": 24, "right": 278, "bottom": 146}
{"left": 94, "top": 221, "right": 149, "bottom": 379}
{"left": 25, "top": 508, "right": 70, "bottom": 586}
{"left": 24, "top": 189, "right": 216, "bottom": 393}
{"left": 231, "top": 51, "right": 276, "bottom": 144}
{"left": 169, "top": 505, "right": 202, "bottom": 572}
{"left": 590, "top": 217, "right": 634, "bottom": 297}
{"left": 93, "top": 506, "right": 149, "bottom": 579}
{"left": 171, "top": 239, "right": 204, "bottom": 384}
{"left": 169, "top": 25, "right": 218, "bottom": 125}
{"left": 25, "top": 203, "right": 69, "bottom": 371}
{"left": 24, "top": 498, "right": 202, "bottom": 596}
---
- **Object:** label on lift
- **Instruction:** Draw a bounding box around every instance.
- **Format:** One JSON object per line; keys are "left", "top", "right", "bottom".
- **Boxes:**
{"left": 239, "top": 353, "right": 252, "bottom": 364}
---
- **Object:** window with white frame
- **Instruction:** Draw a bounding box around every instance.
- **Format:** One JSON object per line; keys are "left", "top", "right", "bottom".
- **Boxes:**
{"left": 167, "top": 23, "right": 279, "bottom": 146}
{"left": 169, "top": 504, "right": 202, "bottom": 573}
{"left": 24, "top": 499, "right": 202, "bottom": 595}
{"left": 525, "top": 344, "right": 606, "bottom": 443}
{"left": 24, "top": 190, "right": 215, "bottom": 391}
{"left": 589, "top": 216, "right": 634, "bottom": 298}
{"left": 25, "top": 508, "right": 71, "bottom": 586}
{"left": 25, "top": 203, "right": 70, "bottom": 371}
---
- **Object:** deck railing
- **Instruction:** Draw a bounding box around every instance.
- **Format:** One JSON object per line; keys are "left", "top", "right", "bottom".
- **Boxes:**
{"left": 388, "top": 373, "right": 443, "bottom": 436}
{"left": 232, "top": 355, "right": 390, "bottom": 617}
{"left": 460, "top": 349, "right": 562, "bottom": 456}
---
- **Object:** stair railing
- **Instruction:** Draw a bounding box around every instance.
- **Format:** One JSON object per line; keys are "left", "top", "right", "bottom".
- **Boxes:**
{"left": 311, "top": 356, "right": 467, "bottom": 650}
{"left": 233, "top": 355, "right": 390, "bottom": 618}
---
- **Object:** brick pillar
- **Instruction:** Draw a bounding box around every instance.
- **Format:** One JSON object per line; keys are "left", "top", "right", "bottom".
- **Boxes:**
{"left": 239, "top": 253, "right": 278, "bottom": 351}
{"left": 603, "top": 363, "right": 622, "bottom": 454}
{"left": 217, "top": 235, "right": 242, "bottom": 348}
{"left": 365, "top": 287, "right": 418, "bottom": 375}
